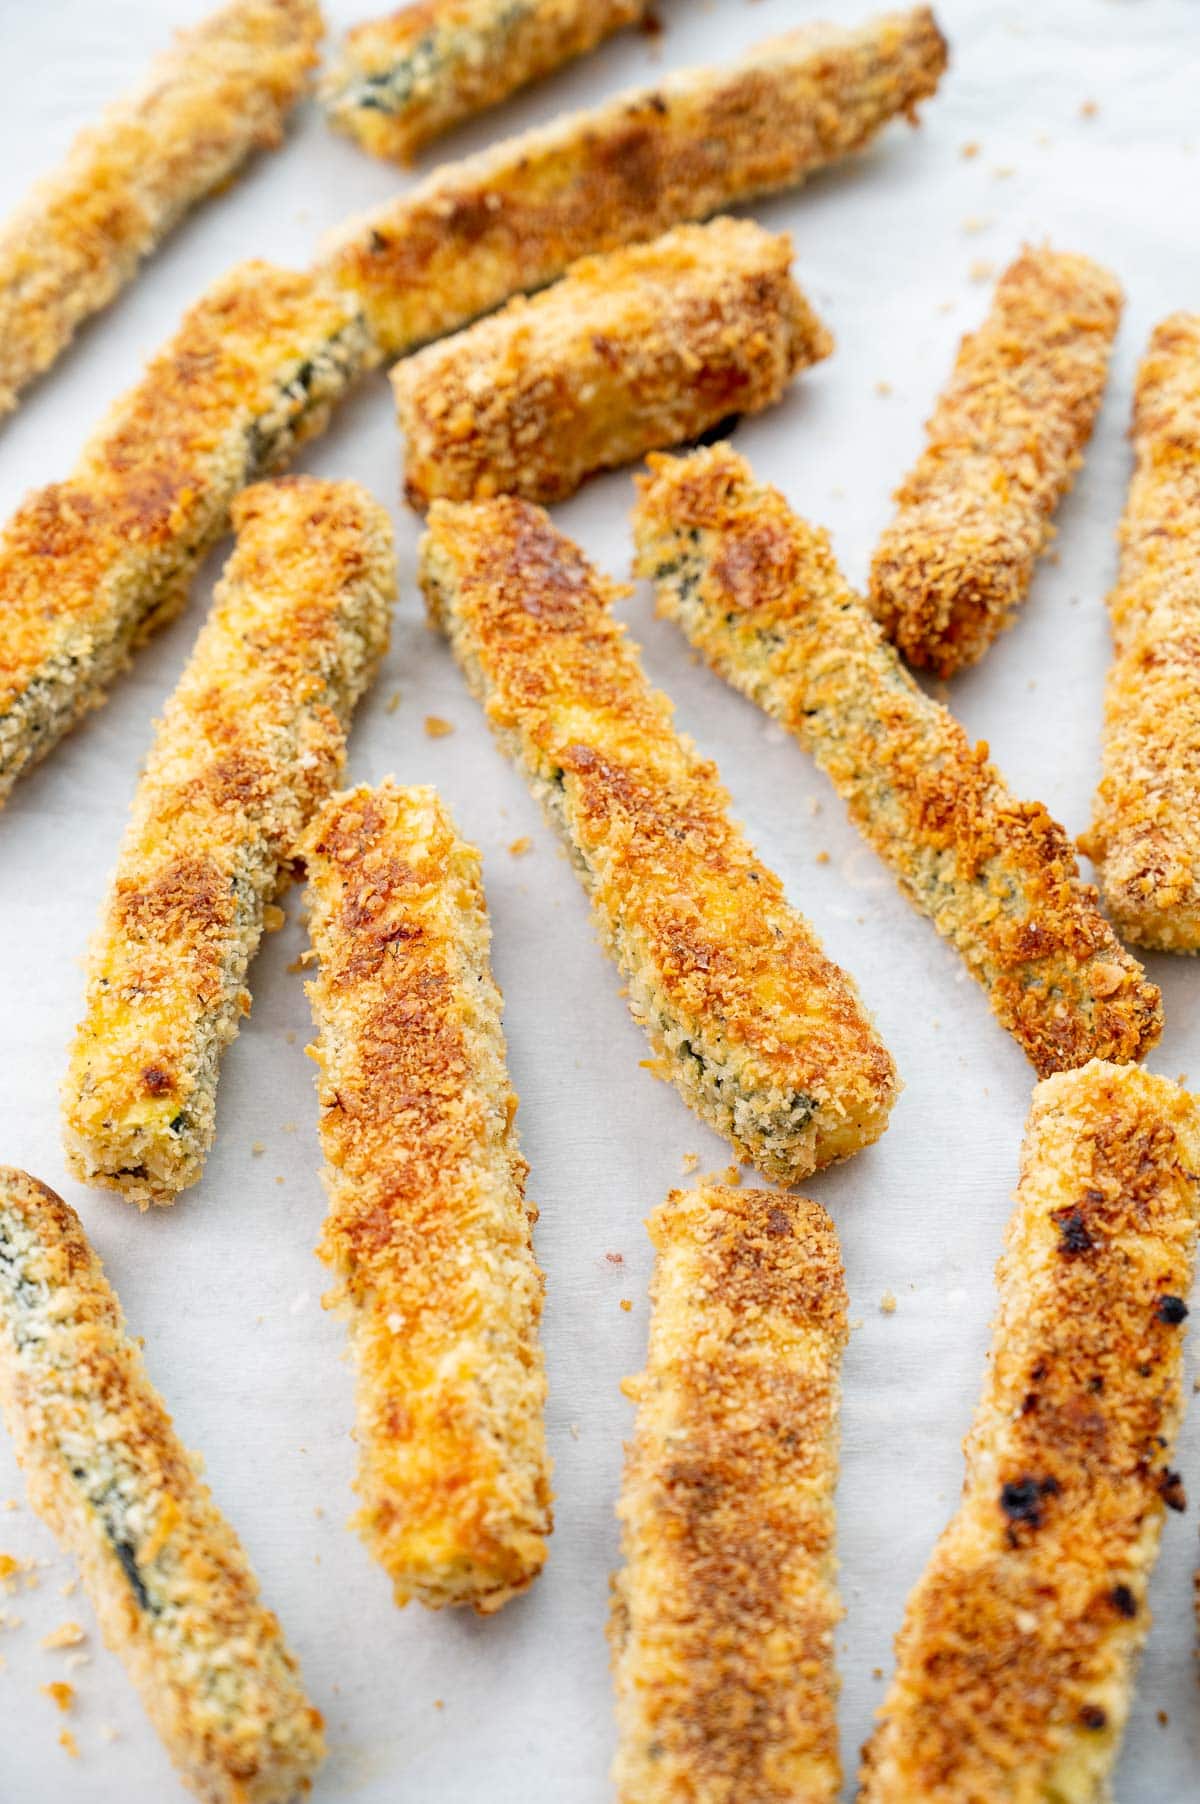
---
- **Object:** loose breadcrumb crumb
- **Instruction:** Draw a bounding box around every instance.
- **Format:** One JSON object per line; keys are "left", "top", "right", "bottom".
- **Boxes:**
{"left": 508, "top": 837, "right": 533, "bottom": 857}
{"left": 41, "top": 1622, "right": 86, "bottom": 1651}
{"left": 424, "top": 715, "right": 454, "bottom": 737}
{"left": 42, "top": 1682, "right": 74, "bottom": 1713}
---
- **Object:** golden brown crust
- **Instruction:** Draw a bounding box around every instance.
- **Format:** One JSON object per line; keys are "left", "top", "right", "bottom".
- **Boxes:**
{"left": 392, "top": 218, "right": 830, "bottom": 506}
{"left": 302, "top": 782, "right": 552, "bottom": 1611}
{"left": 633, "top": 444, "right": 1162, "bottom": 1079}
{"left": 0, "top": 1166, "right": 326, "bottom": 1804}
{"left": 611, "top": 1185, "right": 846, "bottom": 1804}
{"left": 869, "top": 246, "right": 1122, "bottom": 676}
{"left": 420, "top": 495, "right": 898, "bottom": 1181}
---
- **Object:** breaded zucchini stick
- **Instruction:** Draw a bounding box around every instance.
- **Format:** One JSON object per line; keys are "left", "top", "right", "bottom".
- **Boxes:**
{"left": 0, "top": 0, "right": 322, "bottom": 419}
{"left": 0, "top": 1167, "right": 326, "bottom": 1803}
{"left": 322, "top": 0, "right": 646, "bottom": 164}
{"left": 302, "top": 782, "right": 552, "bottom": 1610}
{"left": 322, "top": 7, "right": 947, "bottom": 357}
{"left": 869, "top": 247, "right": 1122, "bottom": 676}
{"left": 1083, "top": 314, "right": 1200, "bottom": 951}
{"left": 421, "top": 496, "right": 898, "bottom": 1181}
{"left": 0, "top": 261, "right": 375, "bottom": 810}
{"left": 393, "top": 218, "right": 830, "bottom": 507}
{"left": 860, "top": 1061, "right": 1200, "bottom": 1803}
{"left": 62, "top": 478, "right": 393, "bottom": 1209}
{"left": 611, "top": 1185, "right": 847, "bottom": 1804}
{"left": 634, "top": 445, "right": 1162, "bottom": 1079}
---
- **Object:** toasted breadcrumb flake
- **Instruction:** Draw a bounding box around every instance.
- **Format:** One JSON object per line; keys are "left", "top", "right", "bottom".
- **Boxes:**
{"left": 42, "top": 1681, "right": 74, "bottom": 1713}
{"left": 42, "top": 1621, "right": 86, "bottom": 1651}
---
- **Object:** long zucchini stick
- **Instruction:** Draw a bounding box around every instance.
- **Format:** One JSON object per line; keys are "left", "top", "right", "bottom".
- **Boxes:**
{"left": 0, "top": 1167, "right": 326, "bottom": 1804}
{"left": 322, "top": 6, "right": 947, "bottom": 358}
{"left": 322, "top": 0, "right": 646, "bottom": 165}
{"left": 860, "top": 1061, "right": 1200, "bottom": 1803}
{"left": 0, "top": 0, "right": 322, "bottom": 420}
{"left": 63, "top": 478, "right": 394, "bottom": 1209}
{"left": 302, "top": 783, "right": 552, "bottom": 1611}
{"left": 0, "top": 261, "right": 376, "bottom": 811}
{"left": 869, "top": 247, "right": 1122, "bottom": 676}
{"left": 611, "top": 1185, "right": 847, "bottom": 1804}
{"left": 633, "top": 445, "right": 1162, "bottom": 1079}
{"left": 392, "top": 218, "right": 830, "bottom": 507}
{"left": 421, "top": 496, "right": 898, "bottom": 1182}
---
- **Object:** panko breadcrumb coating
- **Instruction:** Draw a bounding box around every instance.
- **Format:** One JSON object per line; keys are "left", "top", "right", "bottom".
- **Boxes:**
{"left": 62, "top": 478, "right": 394, "bottom": 1209}
{"left": 611, "top": 1185, "right": 847, "bottom": 1804}
{"left": 634, "top": 445, "right": 1162, "bottom": 1079}
{"left": 421, "top": 495, "right": 898, "bottom": 1182}
{"left": 0, "top": 0, "right": 322, "bottom": 419}
{"left": 302, "top": 783, "right": 552, "bottom": 1611}
{"left": 322, "top": 7, "right": 947, "bottom": 357}
{"left": 870, "top": 246, "right": 1122, "bottom": 676}
{"left": 392, "top": 218, "right": 830, "bottom": 507}
{"left": 0, "top": 1168, "right": 326, "bottom": 1804}
{"left": 860, "top": 1061, "right": 1200, "bottom": 1803}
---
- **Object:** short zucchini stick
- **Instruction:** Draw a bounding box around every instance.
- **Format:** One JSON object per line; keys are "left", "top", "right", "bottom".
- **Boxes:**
{"left": 0, "top": 1167, "right": 326, "bottom": 1803}
{"left": 860, "top": 1061, "right": 1200, "bottom": 1803}
{"left": 322, "top": 7, "right": 947, "bottom": 358}
{"left": 421, "top": 496, "right": 898, "bottom": 1182}
{"left": 869, "top": 247, "right": 1122, "bottom": 676}
{"left": 634, "top": 445, "right": 1162, "bottom": 1079}
{"left": 302, "top": 783, "right": 552, "bottom": 1611}
{"left": 393, "top": 218, "right": 830, "bottom": 507}
{"left": 0, "top": 0, "right": 322, "bottom": 419}
{"left": 0, "top": 261, "right": 376, "bottom": 810}
{"left": 63, "top": 478, "right": 394, "bottom": 1209}
{"left": 1083, "top": 315, "right": 1200, "bottom": 951}
{"left": 322, "top": 0, "right": 646, "bottom": 165}
{"left": 611, "top": 1185, "right": 847, "bottom": 1804}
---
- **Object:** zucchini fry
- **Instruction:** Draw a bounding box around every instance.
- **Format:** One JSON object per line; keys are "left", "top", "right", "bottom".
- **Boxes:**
{"left": 421, "top": 496, "right": 898, "bottom": 1182}
{"left": 633, "top": 445, "right": 1162, "bottom": 1079}
{"left": 1083, "top": 314, "right": 1200, "bottom": 951}
{"left": 0, "top": 0, "right": 322, "bottom": 419}
{"left": 63, "top": 477, "right": 394, "bottom": 1209}
{"left": 611, "top": 1185, "right": 847, "bottom": 1804}
{"left": 869, "top": 247, "right": 1122, "bottom": 676}
{"left": 393, "top": 218, "right": 830, "bottom": 507}
{"left": 322, "top": 6, "right": 947, "bottom": 358}
{"left": 0, "top": 261, "right": 376, "bottom": 810}
{"left": 322, "top": 0, "right": 646, "bottom": 165}
{"left": 302, "top": 783, "right": 552, "bottom": 1611}
{"left": 860, "top": 1061, "right": 1200, "bottom": 1803}
{"left": 0, "top": 1167, "right": 325, "bottom": 1803}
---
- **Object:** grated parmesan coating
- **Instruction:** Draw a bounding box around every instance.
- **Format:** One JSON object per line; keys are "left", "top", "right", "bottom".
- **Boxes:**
{"left": 869, "top": 246, "right": 1122, "bottom": 676}
{"left": 322, "top": 0, "right": 646, "bottom": 165}
{"left": 0, "top": 0, "right": 322, "bottom": 420}
{"left": 62, "top": 477, "right": 395, "bottom": 1209}
{"left": 392, "top": 218, "right": 830, "bottom": 507}
{"left": 420, "top": 495, "right": 898, "bottom": 1182}
{"left": 633, "top": 445, "right": 1162, "bottom": 1079}
{"left": 860, "top": 1061, "right": 1200, "bottom": 1803}
{"left": 0, "top": 260, "right": 376, "bottom": 811}
{"left": 302, "top": 782, "right": 552, "bottom": 1611}
{"left": 611, "top": 1184, "right": 847, "bottom": 1804}
{"left": 321, "top": 7, "right": 947, "bottom": 358}
{"left": 0, "top": 1167, "right": 326, "bottom": 1803}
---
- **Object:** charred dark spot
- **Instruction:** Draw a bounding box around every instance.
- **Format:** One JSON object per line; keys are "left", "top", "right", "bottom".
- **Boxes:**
{"left": 645, "top": 92, "right": 668, "bottom": 114}
{"left": 765, "top": 1206, "right": 792, "bottom": 1237}
{"left": 1079, "top": 1705, "right": 1107, "bottom": 1731}
{"left": 1158, "top": 1469, "right": 1187, "bottom": 1512}
{"left": 141, "top": 1066, "right": 173, "bottom": 1096}
{"left": 1156, "top": 1294, "right": 1188, "bottom": 1325}
{"left": 368, "top": 228, "right": 387, "bottom": 255}
{"left": 168, "top": 1112, "right": 187, "bottom": 1135}
{"left": 1000, "top": 1475, "right": 1059, "bottom": 1531}
{"left": 112, "top": 1536, "right": 153, "bottom": 1614}
{"left": 1110, "top": 1584, "right": 1137, "bottom": 1618}
{"left": 1020, "top": 1391, "right": 1039, "bottom": 1415}
{"left": 1088, "top": 1374, "right": 1105, "bottom": 1394}
{"left": 1052, "top": 1206, "right": 1094, "bottom": 1255}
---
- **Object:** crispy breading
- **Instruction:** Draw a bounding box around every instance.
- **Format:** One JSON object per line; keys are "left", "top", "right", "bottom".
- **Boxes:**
{"left": 322, "top": 0, "right": 646, "bottom": 164}
{"left": 1082, "top": 314, "right": 1200, "bottom": 951}
{"left": 0, "top": 261, "right": 376, "bottom": 810}
{"left": 633, "top": 445, "right": 1162, "bottom": 1079}
{"left": 420, "top": 496, "right": 898, "bottom": 1181}
{"left": 302, "top": 782, "right": 552, "bottom": 1611}
{"left": 869, "top": 247, "right": 1122, "bottom": 676}
{"left": 0, "top": 1167, "right": 326, "bottom": 1804}
{"left": 393, "top": 218, "right": 830, "bottom": 507}
{"left": 611, "top": 1185, "right": 847, "bottom": 1804}
{"left": 62, "top": 478, "right": 394, "bottom": 1210}
{"left": 860, "top": 1061, "right": 1200, "bottom": 1803}
{"left": 321, "top": 7, "right": 947, "bottom": 357}
{"left": 0, "top": 0, "right": 322, "bottom": 420}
